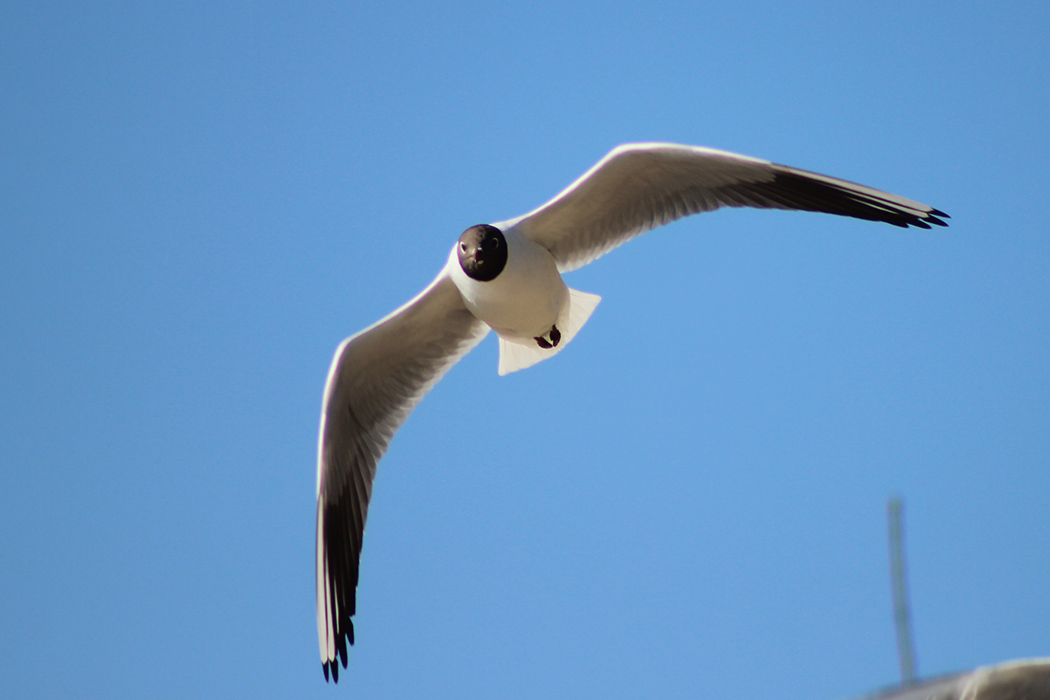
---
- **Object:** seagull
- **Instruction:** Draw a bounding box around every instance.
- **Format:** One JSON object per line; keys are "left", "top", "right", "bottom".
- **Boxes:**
{"left": 315, "top": 142, "right": 948, "bottom": 681}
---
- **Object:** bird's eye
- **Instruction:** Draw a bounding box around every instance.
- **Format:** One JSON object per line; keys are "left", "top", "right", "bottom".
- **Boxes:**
{"left": 460, "top": 242, "right": 467, "bottom": 252}
{"left": 487, "top": 237, "right": 499, "bottom": 249}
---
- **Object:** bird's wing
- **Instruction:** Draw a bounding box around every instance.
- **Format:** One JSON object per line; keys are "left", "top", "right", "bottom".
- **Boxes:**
{"left": 315, "top": 268, "right": 489, "bottom": 682}
{"left": 494, "top": 143, "right": 948, "bottom": 272}
{"left": 861, "top": 658, "right": 1050, "bottom": 700}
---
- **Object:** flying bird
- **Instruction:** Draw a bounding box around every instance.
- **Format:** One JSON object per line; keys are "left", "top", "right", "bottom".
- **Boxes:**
{"left": 315, "top": 142, "right": 948, "bottom": 681}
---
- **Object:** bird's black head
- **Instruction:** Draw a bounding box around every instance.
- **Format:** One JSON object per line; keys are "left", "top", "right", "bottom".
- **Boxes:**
{"left": 457, "top": 224, "right": 507, "bottom": 282}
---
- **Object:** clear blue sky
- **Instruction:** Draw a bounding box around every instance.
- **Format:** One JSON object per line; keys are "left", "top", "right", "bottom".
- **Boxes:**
{"left": 2, "top": 2, "right": 1048, "bottom": 699}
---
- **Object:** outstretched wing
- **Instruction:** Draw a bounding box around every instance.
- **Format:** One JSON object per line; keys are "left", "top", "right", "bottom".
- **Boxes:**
{"left": 316, "top": 269, "right": 489, "bottom": 682}
{"left": 495, "top": 143, "right": 947, "bottom": 272}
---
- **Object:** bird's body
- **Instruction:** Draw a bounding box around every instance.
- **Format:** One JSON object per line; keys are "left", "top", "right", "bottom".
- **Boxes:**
{"left": 447, "top": 224, "right": 603, "bottom": 375}
{"left": 448, "top": 226, "right": 569, "bottom": 347}
{"left": 314, "top": 142, "right": 948, "bottom": 681}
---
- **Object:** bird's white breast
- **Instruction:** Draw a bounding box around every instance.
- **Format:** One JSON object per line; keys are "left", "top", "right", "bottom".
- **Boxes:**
{"left": 447, "top": 227, "right": 569, "bottom": 340}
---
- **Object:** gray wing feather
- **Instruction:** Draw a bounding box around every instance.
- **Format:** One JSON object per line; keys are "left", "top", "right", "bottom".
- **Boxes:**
{"left": 496, "top": 143, "right": 947, "bottom": 272}
{"left": 315, "top": 270, "right": 488, "bottom": 681}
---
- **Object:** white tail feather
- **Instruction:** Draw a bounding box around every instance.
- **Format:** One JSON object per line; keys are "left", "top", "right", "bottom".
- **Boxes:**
{"left": 561, "top": 287, "right": 602, "bottom": 346}
{"left": 497, "top": 288, "right": 602, "bottom": 375}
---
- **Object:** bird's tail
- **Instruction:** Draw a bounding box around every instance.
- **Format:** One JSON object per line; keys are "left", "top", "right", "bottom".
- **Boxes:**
{"left": 497, "top": 288, "right": 601, "bottom": 376}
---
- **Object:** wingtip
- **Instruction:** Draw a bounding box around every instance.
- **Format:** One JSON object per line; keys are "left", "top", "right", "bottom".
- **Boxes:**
{"left": 324, "top": 660, "right": 340, "bottom": 683}
{"left": 907, "top": 207, "right": 948, "bottom": 229}
{"left": 321, "top": 644, "right": 349, "bottom": 683}
{"left": 920, "top": 207, "right": 949, "bottom": 228}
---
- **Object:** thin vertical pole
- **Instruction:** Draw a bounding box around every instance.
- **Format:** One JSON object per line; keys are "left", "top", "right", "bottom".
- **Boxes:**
{"left": 888, "top": 496, "right": 917, "bottom": 685}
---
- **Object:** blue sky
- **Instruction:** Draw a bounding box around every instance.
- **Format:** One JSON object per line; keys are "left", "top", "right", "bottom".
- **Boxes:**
{"left": 2, "top": 2, "right": 1048, "bottom": 698}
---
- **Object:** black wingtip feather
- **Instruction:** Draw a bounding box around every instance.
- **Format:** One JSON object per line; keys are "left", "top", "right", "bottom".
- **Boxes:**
{"left": 765, "top": 168, "right": 950, "bottom": 230}
{"left": 323, "top": 662, "right": 331, "bottom": 683}
{"left": 319, "top": 489, "right": 361, "bottom": 683}
{"left": 336, "top": 634, "right": 347, "bottom": 670}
